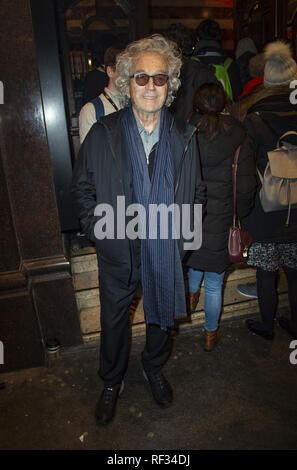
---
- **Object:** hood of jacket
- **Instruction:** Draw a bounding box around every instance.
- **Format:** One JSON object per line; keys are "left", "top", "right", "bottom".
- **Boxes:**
{"left": 193, "top": 39, "right": 225, "bottom": 62}
{"left": 247, "top": 86, "right": 297, "bottom": 144}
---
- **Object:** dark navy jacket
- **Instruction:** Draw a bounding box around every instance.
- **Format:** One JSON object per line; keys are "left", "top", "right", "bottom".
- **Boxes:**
{"left": 72, "top": 108, "right": 206, "bottom": 284}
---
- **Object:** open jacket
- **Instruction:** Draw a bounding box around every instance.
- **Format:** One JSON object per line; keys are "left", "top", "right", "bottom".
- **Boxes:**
{"left": 71, "top": 108, "right": 206, "bottom": 284}
{"left": 241, "top": 87, "right": 297, "bottom": 243}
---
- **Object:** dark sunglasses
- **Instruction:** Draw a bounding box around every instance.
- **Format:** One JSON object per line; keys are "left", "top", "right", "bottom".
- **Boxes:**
{"left": 130, "top": 73, "right": 169, "bottom": 87}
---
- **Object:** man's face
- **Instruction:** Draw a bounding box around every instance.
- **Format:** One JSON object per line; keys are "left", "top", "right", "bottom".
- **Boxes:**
{"left": 127, "top": 51, "right": 168, "bottom": 118}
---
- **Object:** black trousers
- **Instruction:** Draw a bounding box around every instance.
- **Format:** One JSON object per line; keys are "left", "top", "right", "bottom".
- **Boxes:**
{"left": 97, "top": 257, "right": 172, "bottom": 387}
{"left": 256, "top": 266, "right": 297, "bottom": 333}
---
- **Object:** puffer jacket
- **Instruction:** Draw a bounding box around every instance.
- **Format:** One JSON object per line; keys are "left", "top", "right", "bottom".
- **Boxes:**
{"left": 186, "top": 115, "right": 256, "bottom": 273}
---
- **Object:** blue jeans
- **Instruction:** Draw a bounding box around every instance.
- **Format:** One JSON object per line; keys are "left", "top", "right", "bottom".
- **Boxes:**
{"left": 188, "top": 268, "right": 225, "bottom": 331}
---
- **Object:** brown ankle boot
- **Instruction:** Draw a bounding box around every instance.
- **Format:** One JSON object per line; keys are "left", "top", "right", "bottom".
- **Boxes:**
{"left": 189, "top": 291, "right": 200, "bottom": 312}
{"left": 204, "top": 329, "right": 219, "bottom": 352}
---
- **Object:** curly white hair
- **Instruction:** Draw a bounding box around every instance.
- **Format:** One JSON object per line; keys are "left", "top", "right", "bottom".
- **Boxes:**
{"left": 115, "top": 34, "right": 182, "bottom": 107}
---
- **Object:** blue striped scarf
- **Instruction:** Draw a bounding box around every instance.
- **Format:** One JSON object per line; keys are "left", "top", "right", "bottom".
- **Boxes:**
{"left": 121, "top": 106, "right": 186, "bottom": 329}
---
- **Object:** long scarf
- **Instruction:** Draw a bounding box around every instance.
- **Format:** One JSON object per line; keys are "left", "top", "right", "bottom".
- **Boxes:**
{"left": 121, "top": 106, "right": 186, "bottom": 329}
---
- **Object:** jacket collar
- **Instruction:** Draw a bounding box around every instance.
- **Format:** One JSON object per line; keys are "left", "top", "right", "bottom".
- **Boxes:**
{"left": 193, "top": 39, "right": 224, "bottom": 57}
{"left": 99, "top": 107, "right": 196, "bottom": 155}
{"left": 247, "top": 90, "right": 295, "bottom": 115}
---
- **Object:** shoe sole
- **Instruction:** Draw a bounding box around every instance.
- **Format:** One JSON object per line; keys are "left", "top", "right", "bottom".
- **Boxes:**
{"left": 237, "top": 287, "right": 282, "bottom": 299}
{"left": 237, "top": 289, "right": 258, "bottom": 299}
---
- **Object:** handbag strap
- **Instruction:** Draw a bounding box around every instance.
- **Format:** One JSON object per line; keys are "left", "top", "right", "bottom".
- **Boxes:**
{"left": 277, "top": 130, "right": 297, "bottom": 147}
{"left": 255, "top": 112, "right": 297, "bottom": 146}
{"left": 232, "top": 146, "right": 241, "bottom": 226}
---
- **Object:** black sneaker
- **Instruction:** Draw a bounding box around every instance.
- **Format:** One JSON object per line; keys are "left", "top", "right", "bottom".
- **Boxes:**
{"left": 246, "top": 319, "right": 274, "bottom": 340}
{"left": 279, "top": 316, "right": 297, "bottom": 339}
{"left": 143, "top": 370, "right": 173, "bottom": 408}
{"left": 95, "top": 381, "right": 124, "bottom": 426}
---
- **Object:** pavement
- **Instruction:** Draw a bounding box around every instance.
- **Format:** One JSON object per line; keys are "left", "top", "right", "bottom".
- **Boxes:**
{"left": 0, "top": 309, "right": 297, "bottom": 452}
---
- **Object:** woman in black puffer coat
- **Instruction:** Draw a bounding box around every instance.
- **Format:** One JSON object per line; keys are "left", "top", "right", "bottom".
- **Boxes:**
{"left": 186, "top": 83, "right": 256, "bottom": 351}
{"left": 241, "top": 40, "right": 297, "bottom": 341}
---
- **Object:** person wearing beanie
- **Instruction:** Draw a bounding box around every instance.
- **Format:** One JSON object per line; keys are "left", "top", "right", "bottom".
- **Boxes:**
{"left": 235, "top": 38, "right": 258, "bottom": 60}
{"left": 240, "top": 40, "right": 297, "bottom": 341}
{"left": 197, "top": 18, "right": 221, "bottom": 42}
{"left": 263, "top": 40, "right": 297, "bottom": 87}
{"left": 192, "top": 19, "right": 242, "bottom": 102}
{"left": 235, "top": 37, "right": 258, "bottom": 89}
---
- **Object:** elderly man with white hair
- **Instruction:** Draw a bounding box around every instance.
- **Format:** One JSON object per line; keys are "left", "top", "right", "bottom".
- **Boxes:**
{"left": 72, "top": 34, "right": 205, "bottom": 426}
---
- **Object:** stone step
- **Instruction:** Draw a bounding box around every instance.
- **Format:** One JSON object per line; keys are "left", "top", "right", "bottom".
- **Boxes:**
{"left": 70, "top": 250, "right": 289, "bottom": 341}
{"left": 71, "top": 252, "right": 259, "bottom": 292}
{"left": 78, "top": 273, "right": 289, "bottom": 336}
{"left": 82, "top": 291, "right": 290, "bottom": 343}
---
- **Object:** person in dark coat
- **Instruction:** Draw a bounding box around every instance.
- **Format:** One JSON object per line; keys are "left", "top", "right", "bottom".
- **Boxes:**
{"left": 167, "top": 22, "right": 219, "bottom": 130}
{"left": 241, "top": 40, "right": 297, "bottom": 340}
{"left": 235, "top": 37, "right": 258, "bottom": 90}
{"left": 72, "top": 35, "right": 205, "bottom": 426}
{"left": 82, "top": 65, "right": 108, "bottom": 107}
{"left": 192, "top": 19, "right": 242, "bottom": 102}
{"left": 186, "top": 83, "right": 256, "bottom": 351}
{"left": 82, "top": 35, "right": 122, "bottom": 106}
{"left": 232, "top": 53, "right": 266, "bottom": 123}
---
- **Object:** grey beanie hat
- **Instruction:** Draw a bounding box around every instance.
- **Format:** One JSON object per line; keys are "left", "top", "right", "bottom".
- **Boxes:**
{"left": 264, "top": 40, "right": 297, "bottom": 87}
{"left": 235, "top": 37, "right": 257, "bottom": 59}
